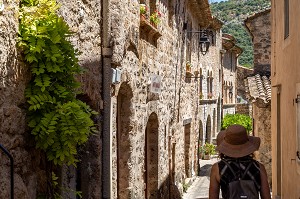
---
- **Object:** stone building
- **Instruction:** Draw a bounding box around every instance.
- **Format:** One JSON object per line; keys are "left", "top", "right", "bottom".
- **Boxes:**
{"left": 236, "top": 65, "right": 253, "bottom": 115}
{"left": 108, "top": 0, "right": 223, "bottom": 198}
{"left": 244, "top": 9, "right": 271, "bottom": 77}
{"left": 0, "top": 0, "right": 223, "bottom": 198}
{"left": 271, "top": 0, "right": 300, "bottom": 197}
{"left": 221, "top": 33, "right": 242, "bottom": 117}
{"left": 0, "top": 0, "right": 103, "bottom": 198}
{"left": 244, "top": 9, "right": 272, "bottom": 184}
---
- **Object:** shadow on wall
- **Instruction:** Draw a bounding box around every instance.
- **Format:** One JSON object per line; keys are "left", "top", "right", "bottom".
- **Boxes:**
{"left": 154, "top": 175, "right": 182, "bottom": 199}
{"left": 78, "top": 59, "right": 102, "bottom": 111}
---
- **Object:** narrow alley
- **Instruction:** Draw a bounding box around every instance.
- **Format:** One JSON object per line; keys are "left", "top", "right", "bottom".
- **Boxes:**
{"left": 183, "top": 156, "right": 220, "bottom": 199}
{"left": 1, "top": 0, "right": 300, "bottom": 198}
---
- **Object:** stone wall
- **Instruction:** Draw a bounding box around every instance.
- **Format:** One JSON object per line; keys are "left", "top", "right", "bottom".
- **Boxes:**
{"left": 236, "top": 66, "right": 253, "bottom": 115}
{"left": 0, "top": 0, "right": 103, "bottom": 198}
{"left": 58, "top": 0, "right": 103, "bottom": 198}
{"left": 244, "top": 9, "right": 272, "bottom": 186}
{"left": 245, "top": 10, "right": 271, "bottom": 76}
{"left": 236, "top": 104, "right": 251, "bottom": 115}
{"left": 237, "top": 65, "right": 253, "bottom": 101}
{"left": 0, "top": 1, "right": 46, "bottom": 198}
{"left": 253, "top": 99, "right": 272, "bottom": 185}
{"left": 109, "top": 0, "right": 222, "bottom": 198}
{"left": 222, "top": 48, "right": 238, "bottom": 117}
{"left": 223, "top": 51, "right": 237, "bottom": 105}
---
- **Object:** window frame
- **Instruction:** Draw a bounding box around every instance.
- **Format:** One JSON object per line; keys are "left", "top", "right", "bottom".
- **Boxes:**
{"left": 284, "top": 0, "right": 289, "bottom": 39}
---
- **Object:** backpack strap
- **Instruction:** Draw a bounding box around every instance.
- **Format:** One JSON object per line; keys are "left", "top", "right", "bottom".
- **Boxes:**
{"left": 221, "top": 159, "right": 238, "bottom": 180}
{"left": 241, "top": 161, "right": 253, "bottom": 179}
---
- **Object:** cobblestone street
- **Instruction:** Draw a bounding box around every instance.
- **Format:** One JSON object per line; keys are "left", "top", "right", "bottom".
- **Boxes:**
{"left": 182, "top": 156, "right": 220, "bottom": 199}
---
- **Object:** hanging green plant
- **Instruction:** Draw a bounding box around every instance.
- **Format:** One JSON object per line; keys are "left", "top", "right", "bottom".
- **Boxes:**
{"left": 18, "top": 0, "right": 98, "bottom": 166}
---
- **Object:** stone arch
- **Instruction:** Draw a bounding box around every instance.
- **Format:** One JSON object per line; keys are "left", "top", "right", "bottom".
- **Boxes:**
{"left": 145, "top": 112, "right": 159, "bottom": 199}
{"left": 117, "top": 82, "right": 134, "bottom": 199}
{"left": 197, "top": 120, "right": 204, "bottom": 175}
{"left": 205, "top": 115, "right": 212, "bottom": 143}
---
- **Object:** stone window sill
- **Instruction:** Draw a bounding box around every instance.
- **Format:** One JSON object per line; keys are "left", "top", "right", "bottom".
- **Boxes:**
{"left": 140, "top": 14, "right": 162, "bottom": 41}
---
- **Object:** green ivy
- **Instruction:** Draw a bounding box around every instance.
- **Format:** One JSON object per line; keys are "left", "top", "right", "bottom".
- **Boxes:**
{"left": 221, "top": 113, "right": 252, "bottom": 133}
{"left": 18, "top": 0, "right": 98, "bottom": 166}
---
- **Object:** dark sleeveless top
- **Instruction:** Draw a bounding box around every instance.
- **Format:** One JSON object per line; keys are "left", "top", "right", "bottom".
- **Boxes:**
{"left": 218, "top": 156, "right": 261, "bottom": 199}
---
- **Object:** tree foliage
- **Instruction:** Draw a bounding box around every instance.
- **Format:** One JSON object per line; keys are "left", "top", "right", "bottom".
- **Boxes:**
{"left": 19, "top": 0, "right": 98, "bottom": 166}
{"left": 210, "top": 0, "right": 271, "bottom": 67}
{"left": 221, "top": 113, "right": 252, "bottom": 133}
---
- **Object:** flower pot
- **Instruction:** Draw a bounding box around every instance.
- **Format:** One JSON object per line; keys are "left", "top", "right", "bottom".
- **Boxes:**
{"left": 203, "top": 154, "right": 210, "bottom": 160}
{"left": 140, "top": 14, "right": 147, "bottom": 22}
{"left": 150, "top": 21, "right": 157, "bottom": 28}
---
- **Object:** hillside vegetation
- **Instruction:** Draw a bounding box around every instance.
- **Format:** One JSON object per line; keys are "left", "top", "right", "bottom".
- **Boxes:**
{"left": 210, "top": 0, "right": 271, "bottom": 68}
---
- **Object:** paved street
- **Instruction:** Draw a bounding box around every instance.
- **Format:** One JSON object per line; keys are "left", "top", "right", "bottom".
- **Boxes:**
{"left": 182, "top": 156, "right": 221, "bottom": 199}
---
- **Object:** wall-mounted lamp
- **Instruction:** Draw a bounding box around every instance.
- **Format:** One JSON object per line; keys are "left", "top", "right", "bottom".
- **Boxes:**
{"left": 183, "top": 23, "right": 211, "bottom": 55}
{"left": 199, "top": 30, "right": 210, "bottom": 55}
{"left": 186, "top": 29, "right": 210, "bottom": 55}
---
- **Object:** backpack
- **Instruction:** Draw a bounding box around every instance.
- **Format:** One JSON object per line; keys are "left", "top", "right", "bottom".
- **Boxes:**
{"left": 222, "top": 159, "right": 259, "bottom": 199}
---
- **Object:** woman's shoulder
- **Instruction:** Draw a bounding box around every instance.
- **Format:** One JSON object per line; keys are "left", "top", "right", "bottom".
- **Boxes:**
{"left": 210, "top": 162, "right": 220, "bottom": 182}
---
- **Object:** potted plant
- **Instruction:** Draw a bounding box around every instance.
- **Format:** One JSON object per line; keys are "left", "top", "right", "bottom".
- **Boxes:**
{"left": 140, "top": 4, "right": 148, "bottom": 20}
{"left": 203, "top": 143, "right": 216, "bottom": 160}
{"left": 198, "top": 145, "right": 204, "bottom": 159}
{"left": 149, "top": 10, "right": 161, "bottom": 27}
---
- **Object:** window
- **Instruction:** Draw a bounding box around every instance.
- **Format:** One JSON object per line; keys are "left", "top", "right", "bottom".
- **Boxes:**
{"left": 224, "top": 81, "right": 228, "bottom": 103}
{"left": 229, "top": 82, "right": 233, "bottom": 103}
{"left": 208, "top": 30, "right": 216, "bottom": 46}
{"left": 284, "top": 0, "right": 289, "bottom": 39}
{"left": 149, "top": 0, "right": 157, "bottom": 17}
{"left": 210, "top": 71, "right": 213, "bottom": 96}
{"left": 230, "top": 52, "right": 233, "bottom": 72}
{"left": 200, "top": 68, "right": 203, "bottom": 96}
{"left": 168, "top": 0, "right": 174, "bottom": 27}
{"left": 207, "top": 71, "right": 210, "bottom": 95}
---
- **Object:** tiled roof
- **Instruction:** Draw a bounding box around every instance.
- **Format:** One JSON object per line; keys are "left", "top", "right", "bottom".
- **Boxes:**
{"left": 245, "top": 74, "right": 271, "bottom": 103}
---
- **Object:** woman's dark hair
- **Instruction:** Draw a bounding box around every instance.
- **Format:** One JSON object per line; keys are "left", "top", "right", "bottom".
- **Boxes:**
{"left": 219, "top": 153, "right": 254, "bottom": 160}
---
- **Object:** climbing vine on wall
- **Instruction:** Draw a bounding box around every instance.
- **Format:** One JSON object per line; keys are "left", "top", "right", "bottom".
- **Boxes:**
{"left": 18, "top": 0, "right": 98, "bottom": 166}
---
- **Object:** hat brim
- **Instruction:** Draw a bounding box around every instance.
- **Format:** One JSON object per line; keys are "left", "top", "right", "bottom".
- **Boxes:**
{"left": 216, "top": 130, "right": 226, "bottom": 146}
{"left": 216, "top": 136, "right": 260, "bottom": 158}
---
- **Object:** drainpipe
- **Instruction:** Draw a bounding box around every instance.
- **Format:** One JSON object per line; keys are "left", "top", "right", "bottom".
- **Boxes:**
{"left": 101, "top": 0, "right": 112, "bottom": 198}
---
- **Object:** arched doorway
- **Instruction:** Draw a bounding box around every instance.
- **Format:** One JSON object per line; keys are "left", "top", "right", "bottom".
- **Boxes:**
{"left": 205, "top": 116, "right": 212, "bottom": 143}
{"left": 197, "top": 120, "right": 204, "bottom": 176}
{"left": 184, "top": 123, "right": 191, "bottom": 178}
{"left": 117, "top": 83, "right": 133, "bottom": 199}
{"left": 145, "top": 112, "right": 159, "bottom": 199}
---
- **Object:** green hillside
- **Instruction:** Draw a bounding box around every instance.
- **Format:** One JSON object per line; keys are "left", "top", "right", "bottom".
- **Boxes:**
{"left": 210, "top": 0, "right": 271, "bottom": 68}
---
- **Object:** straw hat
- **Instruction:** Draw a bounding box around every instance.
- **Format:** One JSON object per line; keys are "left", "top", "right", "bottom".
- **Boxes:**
{"left": 216, "top": 124, "right": 260, "bottom": 158}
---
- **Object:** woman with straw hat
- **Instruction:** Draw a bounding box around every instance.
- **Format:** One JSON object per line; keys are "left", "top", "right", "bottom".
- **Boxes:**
{"left": 209, "top": 124, "right": 271, "bottom": 199}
